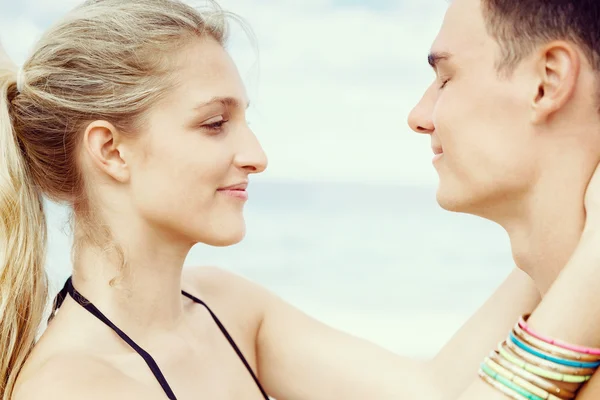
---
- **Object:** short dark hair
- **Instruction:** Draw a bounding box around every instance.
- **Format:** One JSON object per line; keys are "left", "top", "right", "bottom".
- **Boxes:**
{"left": 481, "top": 0, "right": 600, "bottom": 75}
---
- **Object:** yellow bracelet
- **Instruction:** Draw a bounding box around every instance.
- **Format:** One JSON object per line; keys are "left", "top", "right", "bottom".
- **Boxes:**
{"left": 505, "top": 340, "right": 595, "bottom": 377}
{"left": 484, "top": 357, "right": 564, "bottom": 400}
{"left": 489, "top": 350, "right": 575, "bottom": 400}
{"left": 499, "top": 343, "right": 591, "bottom": 383}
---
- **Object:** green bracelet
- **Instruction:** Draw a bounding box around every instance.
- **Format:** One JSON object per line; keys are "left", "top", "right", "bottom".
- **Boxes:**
{"left": 481, "top": 363, "right": 544, "bottom": 400}
{"left": 499, "top": 345, "right": 591, "bottom": 383}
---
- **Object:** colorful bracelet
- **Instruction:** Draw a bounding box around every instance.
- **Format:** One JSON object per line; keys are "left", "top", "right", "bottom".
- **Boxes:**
{"left": 509, "top": 332, "right": 600, "bottom": 369}
{"left": 489, "top": 350, "right": 576, "bottom": 400}
{"left": 481, "top": 362, "right": 545, "bottom": 400}
{"left": 514, "top": 323, "right": 600, "bottom": 363}
{"left": 479, "top": 368, "right": 529, "bottom": 400}
{"left": 519, "top": 315, "right": 600, "bottom": 356}
{"left": 499, "top": 343, "right": 591, "bottom": 383}
{"left": 480, "top": 315, "right": 600, "bottom": 400}
{"left": 505, "top": 339, "right": 596, "bottom": 376}
{"left": 483, "top": 357, "right": 565, "bottom": 400}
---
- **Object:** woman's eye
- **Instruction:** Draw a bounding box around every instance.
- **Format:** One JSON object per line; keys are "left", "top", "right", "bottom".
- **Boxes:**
{"left": 201, "top": 116, "right": 228, "bottom": 133}
{"left": 204, "top": 120, "right": 227, "bottom": 130}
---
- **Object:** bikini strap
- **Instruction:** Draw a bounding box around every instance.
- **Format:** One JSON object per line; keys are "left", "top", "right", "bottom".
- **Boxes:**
{"left": 182, "top": 290, "right": 270, "bottom": 400}
{"left": 54, "top": 277, "right": 178, "bottom": 400}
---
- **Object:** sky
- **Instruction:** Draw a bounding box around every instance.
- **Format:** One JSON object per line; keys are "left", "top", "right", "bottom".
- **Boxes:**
{"left": 0, "top": 0, "right": 449, "bottom": 185}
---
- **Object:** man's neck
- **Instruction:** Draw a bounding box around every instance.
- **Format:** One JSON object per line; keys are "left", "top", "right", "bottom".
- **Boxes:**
{"left": 501, "top": 158, "right": 589, "bottom": 295}
{"left": 506, "top": 203, "right": 585, "bottom": 295}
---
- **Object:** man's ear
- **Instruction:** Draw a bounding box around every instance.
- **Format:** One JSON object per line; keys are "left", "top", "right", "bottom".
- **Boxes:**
{"left": 530, "top": 40, "right": 580, "bottom": 124}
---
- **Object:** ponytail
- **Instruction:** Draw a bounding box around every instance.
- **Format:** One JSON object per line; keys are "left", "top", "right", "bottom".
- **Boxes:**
{"left": 0, "top": 65, "right": 48, "bottom": 399}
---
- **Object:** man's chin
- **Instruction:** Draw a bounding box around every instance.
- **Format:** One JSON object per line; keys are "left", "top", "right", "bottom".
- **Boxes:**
{"left": 436, "top": 184, "right": 480, "bottom": 215}
{"left": 436, "top": 183, "right": 516, "bottom": 226}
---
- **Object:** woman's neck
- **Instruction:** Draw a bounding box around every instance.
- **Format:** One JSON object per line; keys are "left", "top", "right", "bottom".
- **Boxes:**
{"left": 71, "top": 222, "right": 193, "bottom": 339}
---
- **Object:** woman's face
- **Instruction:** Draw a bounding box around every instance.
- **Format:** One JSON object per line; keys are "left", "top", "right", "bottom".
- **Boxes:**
{"left": 121, "top": 37, "right": 267, "bottom": 247}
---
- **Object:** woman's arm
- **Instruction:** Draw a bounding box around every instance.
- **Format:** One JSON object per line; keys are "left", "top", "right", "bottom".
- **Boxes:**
{"left": 253, "top": 212, "right": 600, "bottom": 400}
{"left": 254, "top": 266, "right": 539, "bottom": 400}
{"left": 256, "top": 164, "right": 600, "bottom": 400}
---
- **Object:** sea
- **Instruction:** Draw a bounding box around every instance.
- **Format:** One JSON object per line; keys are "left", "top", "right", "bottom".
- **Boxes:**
{"left": 44, "top": 180, "right": 516, "bottom": 359}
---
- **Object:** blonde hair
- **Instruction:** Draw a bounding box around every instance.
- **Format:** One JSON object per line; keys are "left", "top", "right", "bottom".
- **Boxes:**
{"left": 0, "top": 0, "right": 236, "bottom": 397}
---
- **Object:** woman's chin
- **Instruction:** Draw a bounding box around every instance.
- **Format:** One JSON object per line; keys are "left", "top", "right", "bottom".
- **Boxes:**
{"left": 203, "top": 227, "right": 246, "bottom": 247}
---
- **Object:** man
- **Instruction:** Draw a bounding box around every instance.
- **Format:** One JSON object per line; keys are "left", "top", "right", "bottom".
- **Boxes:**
{"left": 408, "top": 0, "right": 600, "bottom": 398}
{"left": 244, "top": 1, "right": 600, "bottom": 398}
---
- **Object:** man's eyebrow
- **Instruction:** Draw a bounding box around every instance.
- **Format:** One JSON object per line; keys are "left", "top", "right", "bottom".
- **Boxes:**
{"left": 427, "top": 51, "right": 453, "bottom": 70}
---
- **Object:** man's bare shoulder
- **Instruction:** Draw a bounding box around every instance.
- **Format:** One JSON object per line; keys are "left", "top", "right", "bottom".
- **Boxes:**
{"left": 14, "top": 352, "right": 161, "bottom": 400}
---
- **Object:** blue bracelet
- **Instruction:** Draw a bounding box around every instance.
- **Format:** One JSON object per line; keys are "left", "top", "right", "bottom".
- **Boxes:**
{"left": 509, "top": 332, "right": 600, "bottom": 369}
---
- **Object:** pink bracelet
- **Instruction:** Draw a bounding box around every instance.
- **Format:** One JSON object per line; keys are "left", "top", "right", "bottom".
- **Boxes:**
{"left": 519, "top": 315, "right": 600, "bottom": 356}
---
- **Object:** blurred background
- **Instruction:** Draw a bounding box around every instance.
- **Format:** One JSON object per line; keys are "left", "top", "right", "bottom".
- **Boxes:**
{"left": 0, "top": 0, "right": 515, "bottom": 358}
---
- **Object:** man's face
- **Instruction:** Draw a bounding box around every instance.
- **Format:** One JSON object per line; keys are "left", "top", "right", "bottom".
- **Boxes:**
{"left": 408, "top": 0, "right": 540, "bottom": 217}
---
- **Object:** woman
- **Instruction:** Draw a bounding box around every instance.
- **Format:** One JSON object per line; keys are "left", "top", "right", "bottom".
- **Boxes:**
{"left": 3, "top": 1, "right": 600, "bottom": 400}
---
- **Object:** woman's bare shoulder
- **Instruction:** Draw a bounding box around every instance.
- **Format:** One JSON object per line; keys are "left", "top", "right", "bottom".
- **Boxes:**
{"left": 183, "top": 265, "right": 272, "bottom": 304}
{"left": 182, "top": 266, "right": 273, "bottom": 334}
{"left": 14, "top": 352, "right": 161, "bottom": 400}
